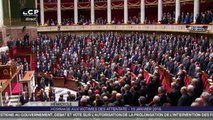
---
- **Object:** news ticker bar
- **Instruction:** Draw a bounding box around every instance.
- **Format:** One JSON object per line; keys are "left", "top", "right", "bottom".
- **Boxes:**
{"left": 1, "top": 107, "right": 213, "bottom": 111}
{"left": 0, "top": 112, "right": 213, "bottom": 118}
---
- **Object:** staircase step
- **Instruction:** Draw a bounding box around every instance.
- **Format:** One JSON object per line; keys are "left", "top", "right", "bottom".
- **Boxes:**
{"left": 10, "top": 99, "right": 19, "bottom": 103}
{"left": 9, "top": 95, "right": 20, "bottom": 98}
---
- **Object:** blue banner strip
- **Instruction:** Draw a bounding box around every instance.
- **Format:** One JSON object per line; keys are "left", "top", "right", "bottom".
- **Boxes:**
{"left": 0, "top": 107, "right": 213, "bottom": 111}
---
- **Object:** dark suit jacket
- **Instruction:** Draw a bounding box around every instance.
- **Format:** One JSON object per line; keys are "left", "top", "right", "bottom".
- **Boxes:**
{"left": 20, "top": 95, "right": 29, "bottom": 105}
{"left": 167, "top": 88, "right": 181, "bottom": 106}
{"left": 40, "top": 92, "right": 47, "bottom": 101}
{"left": 177, "top": 94, "right": 191, "bottom": 106}
{"left": 123, "top": 91, "right": 133, "bottom": 105}
{"left": 30, "top": 96, "right": 38, "bottom": 102}
{"left": 113, "top": 100, "right": 125, "bottom": 106}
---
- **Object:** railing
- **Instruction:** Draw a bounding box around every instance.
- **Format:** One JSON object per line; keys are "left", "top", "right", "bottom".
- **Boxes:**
{"left": 37, "top": 24, "right": 213, "bottom": 34}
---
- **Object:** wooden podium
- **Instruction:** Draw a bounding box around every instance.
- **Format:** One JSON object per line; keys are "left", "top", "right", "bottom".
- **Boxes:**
{"left": 19, "top": 71, "right": 35, "bottom": 98}
{"left": 0, "top": 60, "right": 17, "bottom": 79}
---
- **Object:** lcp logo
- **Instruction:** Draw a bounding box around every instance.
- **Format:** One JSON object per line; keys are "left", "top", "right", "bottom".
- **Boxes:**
{"left": 21, "top": 8, "right": 39, "bottom": 22}
{"left": 22, "top": 8, "right": 39, "bottom": 17}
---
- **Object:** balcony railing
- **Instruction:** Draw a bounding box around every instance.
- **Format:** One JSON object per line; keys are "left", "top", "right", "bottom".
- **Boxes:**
{"left": 37, "top": 24, "right": 213, "bottom": 34}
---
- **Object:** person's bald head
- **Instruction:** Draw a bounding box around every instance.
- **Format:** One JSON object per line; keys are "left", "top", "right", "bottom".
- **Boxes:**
{"left": 138, "top": 96, "right": 146, "bottom": 106}
{"left": 191, "top": 78, "right": 198, "bottom": 86}
{"left": 180, "top": 86, "right": 187, "bottom": 95}
{"left": 88, "top": 89, "right": 92, "bottom": 94}
{"left": 103, "top": 96, "right": 108, "bottom": 103}
{"left": 112, "top": 90, "right": 117, "bottom": 97}
{"left": 153, "top": 96, "right": 160, "bottom": 103}
{"left": 195, "top": 98, "right": 204, "bottom": 106}
{"left": 187, "top": 85, "right": 194, "bottom": 93}
{"left": 95, "top": 94, "right": 101, "bottom": 100}
{"left": 80, "top": 97, "right": 87, "bottom": 106}
{"left": 191, "top": 102, "right": 201, "bottom": 107}
{"left": 171, "top": 82, "right": 177, "bottom": 89}
{"left": 200, "top": 92, "right": 210, "bottom": 102}
{"left": 124, "top": 84, "right": 130, "bottom": 91}
{"left": 116, "top": 93, "right": 122, "bottom": 100}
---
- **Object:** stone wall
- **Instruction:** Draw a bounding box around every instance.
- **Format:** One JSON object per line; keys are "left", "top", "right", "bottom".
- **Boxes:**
{"left": 5, "top": 26, "right": 37, "bottom": 41}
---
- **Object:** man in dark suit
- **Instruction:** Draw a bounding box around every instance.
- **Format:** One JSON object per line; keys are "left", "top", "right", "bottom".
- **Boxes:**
{"left": 49, "top": 74, "right": 54, "bottom": 87}
{"left": 158, "top": 86, "right": 167, "bottom": 106}
{"left": 39, "top": 77, "right": 46, "bottom": 89}
{"left": 20, "top": 92, "right": 29, "bottom": 105}
{"left": 187, "top": 85, "right": 196, "bottom": 104}
{"left": 67, "top": 91, "right": 73, "bottom": 101}
{"left": 40, "top": 89, "right": 47, "bottom": 101}
{"left": 113, "top": 93, "right": 125, "bottom": 106}
{"left": 188, "top": 60, "right": 196, "bottom": 78}
{"left": 123, "top": 84, "right": 133, "bottom": 105}
{"left": 147, "top": 76, "right": 159, "bottom": 102}
{"left": 177, "top": 86, "right": 191, "bottom": 106}
{"left": 58, "top": 94, "right": 65, "bottom": 102}
{"left": 167, "top": 82, "right": 181, "bottom": 106}
{"left": 49, "top": 87, "right": 55, "bottom": 101}
{"left": 30, "top": 92, "right": 38, "bottom": 102}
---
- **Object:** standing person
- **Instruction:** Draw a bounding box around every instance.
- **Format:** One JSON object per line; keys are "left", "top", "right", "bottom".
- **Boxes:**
{"left": 30, "top": 92, "right": 38, "bottom": 102}
{"left": 20, "top": 92, "right": 29, "bottom": 105}
{"left": 49, "top": 87, "right": 56, "bottom": 101}
{"left": 40, "top": 89, "right": 47, "bottom": 101}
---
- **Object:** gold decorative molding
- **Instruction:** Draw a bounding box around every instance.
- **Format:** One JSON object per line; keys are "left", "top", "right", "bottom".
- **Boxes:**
{"left": 3, "top": 69, "right": 9, "bottom": 75}
{"left": 37, "top": 25, "right": 213, "bottom": 34}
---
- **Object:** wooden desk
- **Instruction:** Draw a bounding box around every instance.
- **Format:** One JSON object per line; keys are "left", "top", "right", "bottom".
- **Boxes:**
{"left": 53, "top": 77, "right": 79, "bottom": 91}
{"left": 20, "top": 71, "right": 34, "bottom": 82}
{"left": 53, "top": 77, "right": 64, "bottom": 88}
{"left": 66, "top": 78, "right": 79, "bottom": 91}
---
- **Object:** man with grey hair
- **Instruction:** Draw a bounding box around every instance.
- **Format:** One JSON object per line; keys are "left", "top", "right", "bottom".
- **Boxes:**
{"left": 177, "top": 86, "right": 191, "bottom": 106}
{"left": 113, "top": 93, "right": 125, "bottom": 106}
{"left": 187, "top": 84, "right": 196, "bottom": 103}
{"left": 167, "top": 82, "right": 181, "bottom": 106}
{"left": 200, "top": 92, "right": 210, "bottom": 106}
{"left": 80, "top": 97, "right": 88, "bottom": 107}
{"left": 191, "top": 102, "right": 201, "bottom": 107}
{"left": 195, "top": 98, "right": 204, "bottom": 106}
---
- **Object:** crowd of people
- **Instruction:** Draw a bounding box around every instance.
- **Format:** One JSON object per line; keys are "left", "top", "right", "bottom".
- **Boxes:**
{"left": 29, "top": 32, "right": 213, "bottom": 106}
{"left": 160, "top": 12, "right": 175, "bottom": 24}
{"left": 7, "top": 34, "right": 31, "bottom": 48}
{"left": 42, "top": 9, "right": 213, "bottom": 26}
{"left": 161, "top": 10, "right": 213, "bottom": 24}
{"left": 95, "top": 17, "right": 107, "bottom": 25}
{"left": 16, "top": 58, "right": 30, "bottom": 73}
{"left": 194, "top": 10, "right": 213, "bottom": 24}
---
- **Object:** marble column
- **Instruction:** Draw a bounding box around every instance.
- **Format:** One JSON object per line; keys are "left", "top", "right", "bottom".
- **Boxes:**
{"left": 107, "top": 0, "right": 111, "bottom": 24}
{"left": 57, "top": 0, "right": 62, "bottom": 25}
{"left": 158, "top": 0, "right": 163, "bottom": 23}
{"left": 140, "top": 0, "right": 145, "bottom": 24}
{"left": 124, "top": 0, "right": 128, "bottom": 24}
{"left": 91, "top": 0, "right": 95, "bottom": 24}
{"left": 193, "top": 0, "right": 200, "bottom": 23}
{"left": 74, "top": 0, "right": 78, "bottom": 24}
{"left": 175, "top": 0, "right": 180, "bottom": 23}
{"left": 40, "top": 0, "right": 44, "bottom": 25}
